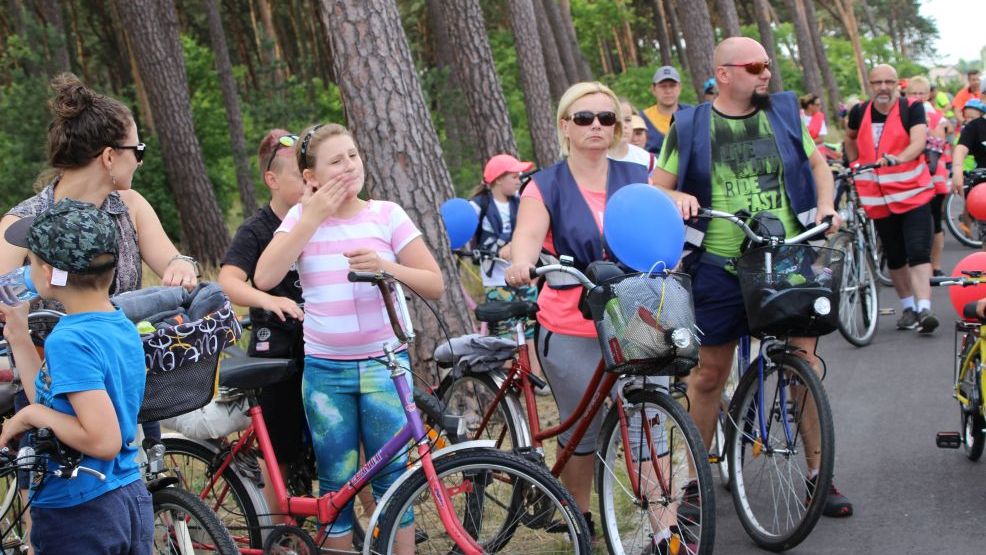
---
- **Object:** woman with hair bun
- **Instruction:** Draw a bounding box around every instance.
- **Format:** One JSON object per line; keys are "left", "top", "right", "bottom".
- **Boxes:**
{"left": 0, "top": 72, "right": 198, "bottom": 295}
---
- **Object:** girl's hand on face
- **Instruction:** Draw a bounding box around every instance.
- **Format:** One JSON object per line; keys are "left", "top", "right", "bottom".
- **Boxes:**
{"left": 300, "top": 173, "right": 350, "bottom": 224}
{"left": 345, "top": 248, "right": 386, "bottom": 273}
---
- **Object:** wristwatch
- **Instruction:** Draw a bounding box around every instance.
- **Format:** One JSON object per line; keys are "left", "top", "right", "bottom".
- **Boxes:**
{"left": 169, "top": 254, "right": 201, "bottom": 277}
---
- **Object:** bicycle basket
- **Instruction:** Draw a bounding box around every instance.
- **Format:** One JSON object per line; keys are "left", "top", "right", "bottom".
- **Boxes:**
{"left": 735, "top": 243, "right": 844, "bottom": 338}
{"left": 584, "top": 271, "right": 699, "bottom": 376}
{"left": 138, "top": 299, "right": 241, "bottom": 423}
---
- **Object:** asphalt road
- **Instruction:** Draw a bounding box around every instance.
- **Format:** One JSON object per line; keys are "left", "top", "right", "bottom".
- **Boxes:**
{"left": 714, "top": 234, "right": 986, "bottom": 554}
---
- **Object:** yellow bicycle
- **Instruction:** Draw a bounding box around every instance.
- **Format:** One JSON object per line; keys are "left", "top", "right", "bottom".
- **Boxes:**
{"left": 933, "top": 272, "right": 986, "bottom": 459}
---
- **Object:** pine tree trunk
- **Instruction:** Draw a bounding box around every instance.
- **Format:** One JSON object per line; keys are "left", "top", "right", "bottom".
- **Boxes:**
{"left": 802, "top": 0, "right": 841, "bottom": 117}
{"left": 832, "top": 0, "right": 868, "bottom": 96}
{"left": 652, "top": 0, "right": 674, "bottom": 66}
{"left": 675, "top": 0, "right": 715, "bottom": 100}
{"left": 716, "top": 0, "right": 742, "bottom": 38}
{"left": 33, "top": 0, "right": 71, "bottom": 73}
{"left": 256, "top": 0, "right": 283, "bottom": 85}
{"left": 623, "top": 19, "right": 640, "bottom": 66}
{"left": 558, "top": 0, "right": 593, "bottom": 81}
{"left": 542, "top": 0, "right": 580, "bottom": 84}
{"left": 442, "top": 0, "right": 518, "bottom": 161}
{"left": 316, "top": 0, "right": 472, "bottom": 369}
{"left": 665, "top": 0, "right": 689, "bottom": 74}
{"left": 115, "top": 0, "right": 230, "bottom": 266}
{"left": 506, "top": 0, "right": 561, "bottom": 168}
{"left": 785, "top": 0, "right": 823, "bottom": 98}
{"left": 754, "top": 0, "right": 784, "bottom": 92}
{"left": 531, "top": 0, "right": 569, "bottom": 102}
{"left": 204, "top": 0, "right": 257, "bottom": 216}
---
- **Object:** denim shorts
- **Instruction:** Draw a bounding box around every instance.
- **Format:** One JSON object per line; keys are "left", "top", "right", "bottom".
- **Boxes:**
{"left": 302, "top": 353, "right": 414, "bottom": 536}
{"left": 690, "top": 261, "right": 749, "bottom": 346}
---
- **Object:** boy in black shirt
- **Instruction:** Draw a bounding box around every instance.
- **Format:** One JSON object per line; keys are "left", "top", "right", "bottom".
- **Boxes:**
{"left": 953, "top": 100, "right": 986, "bottom": 194}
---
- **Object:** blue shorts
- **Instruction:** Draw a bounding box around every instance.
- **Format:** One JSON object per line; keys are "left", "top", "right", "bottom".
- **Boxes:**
{"left": 302, "top": 354, "right": 414, "bottom": 536}
{"left": 31, "top": 480, "right": 152, "bottom": 555}
{"left": 690, "top": 261, "right": 749, "bottom": 346}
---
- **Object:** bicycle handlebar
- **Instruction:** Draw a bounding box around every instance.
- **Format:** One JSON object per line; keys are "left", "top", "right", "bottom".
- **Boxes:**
{"left": 347, "top": 271, "right": 413, "bottom": 344}
{"left": 696, "top": 208, "right": 832, "bottom": 246}
{"left": 529, "top": 264, "right": 595, "bottom": 290}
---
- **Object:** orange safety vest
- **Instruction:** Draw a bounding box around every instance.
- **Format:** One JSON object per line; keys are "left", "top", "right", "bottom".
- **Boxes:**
{"left": 855, "top": 99, "right": 934, "bottom": 219}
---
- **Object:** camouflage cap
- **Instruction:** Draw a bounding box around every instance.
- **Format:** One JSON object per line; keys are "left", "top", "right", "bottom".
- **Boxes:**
{"left": 4, "top": 198, "right": 118, "bottom": 274}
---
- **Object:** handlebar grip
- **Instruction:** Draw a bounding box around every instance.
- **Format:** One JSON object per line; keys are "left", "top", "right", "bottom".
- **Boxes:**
{"left": 528, "top": 267, "right": 538, "bottom": 280}
{"left": 348, "top": 271, "right": 382, "bottom": 283}
{"left": 964, "top": 302, "right": 981, "bottom": 320}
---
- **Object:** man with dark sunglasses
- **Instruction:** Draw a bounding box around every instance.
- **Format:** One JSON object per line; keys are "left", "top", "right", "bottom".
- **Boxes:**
{"left": 641, "top": 65, "right": 690, "bottom": 154}
{"left": 651, "top": 36, "right": 850, "bottom": 520}
{"left": 846, "top": 64, "right": 936, "bottom": 334}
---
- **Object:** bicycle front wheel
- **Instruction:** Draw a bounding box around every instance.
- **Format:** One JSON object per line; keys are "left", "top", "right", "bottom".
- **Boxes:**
{"left": 152, "top": 487, "right": 238, "bottom": 554}
{"left": 957, "top": 356, "right": 986, "bottom": 461}
{"left": 596, "top": 387, "right": 714, "bottom": 555}
{"left": 945, "top": 192, "right": 982, "bottom": 248}
{"left": 369, "top": 448, "right": 591, "bottom": 554}
{"left": 832, "top": 232, "right": 879, "bottom": 347}
{"left": 727, "top": 353, "right": 835, "bottom": 551}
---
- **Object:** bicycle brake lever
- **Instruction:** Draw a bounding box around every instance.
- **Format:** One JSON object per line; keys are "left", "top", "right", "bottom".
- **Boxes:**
{"left": 69, "top": 465, "right": 106, "bottom": 481}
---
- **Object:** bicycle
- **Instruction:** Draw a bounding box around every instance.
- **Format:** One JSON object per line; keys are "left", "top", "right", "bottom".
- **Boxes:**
{"left": 0, "top": 302, "right": 241, "bottom": 554}
{"left": 829, "top": 161, "right": 883, "bottom": 346}
{"left": 932, "top": 272, "right": 986, "bottom": 459}
{"left": 437, "top": 260, "right": 715, "bottom": 555}
{"left": 165, "top": 271, "right": 591, "bottom": 554}
{"left": 697, "top": 208, "right": 838, "bottom": 551}
{"left": 944, "top": 167, "right": 986, "bottom": 248}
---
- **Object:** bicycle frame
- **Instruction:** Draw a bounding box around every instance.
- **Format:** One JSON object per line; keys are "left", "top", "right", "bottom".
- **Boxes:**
{"left": 954, "top": 321, "right": 986, "bottom": 412}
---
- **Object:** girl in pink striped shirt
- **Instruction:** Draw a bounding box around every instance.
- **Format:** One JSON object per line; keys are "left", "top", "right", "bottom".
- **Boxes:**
{"left": 254, "top": 123, "right": 443, "bottom": 553}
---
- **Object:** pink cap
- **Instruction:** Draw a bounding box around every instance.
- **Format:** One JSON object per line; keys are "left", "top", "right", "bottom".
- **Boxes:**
{"left": 483, "top": 154, "right": 534, "bottom": 184}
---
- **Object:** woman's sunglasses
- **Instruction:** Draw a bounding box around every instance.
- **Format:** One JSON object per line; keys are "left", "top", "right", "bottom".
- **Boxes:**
{"left": 565, "top": 111, "right": 618, "bottom": 127}
{"left": 112, "top": 143, "right": 146, "bottom": 163}
{"left": 265, "top": 134, "right": 298, "bottom": 172}
{"left": 722, "top": 60, "right": 771, "bottom": 75}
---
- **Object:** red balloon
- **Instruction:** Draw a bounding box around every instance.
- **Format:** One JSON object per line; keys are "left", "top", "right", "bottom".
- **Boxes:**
{"left": 967, "top": 184, "right": 986, "bottom": 220}
{"left": 949, "top": 252, "right": 986, "bottom": 319}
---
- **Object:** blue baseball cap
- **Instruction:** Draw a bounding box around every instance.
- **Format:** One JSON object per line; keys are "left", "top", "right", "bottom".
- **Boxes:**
{"left": 964, "top": 99, "right": 986, "bottom": 114}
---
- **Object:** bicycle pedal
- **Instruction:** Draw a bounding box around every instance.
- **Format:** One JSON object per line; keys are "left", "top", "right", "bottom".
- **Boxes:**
{"left": 708, "top": 454, "right": 721, "bottom": 464}
{"left": 879, "top": 308, "right": 896, "bottom": 316}
{"left": 936, "top": 431, "right": 962, "bottom": 449}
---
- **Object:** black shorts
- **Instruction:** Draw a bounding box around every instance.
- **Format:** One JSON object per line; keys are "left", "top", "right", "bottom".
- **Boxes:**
{"left": 930, "top": 193, "right": 944, "bottom": 234}
{"left": 689, "top": 261, "right": 749, "bottom": 346}
{"left": 258, "top": 363, "right": 307, "bottom": 464}
{"left": 873, "top": 202, "right": 933, "bottom": 270}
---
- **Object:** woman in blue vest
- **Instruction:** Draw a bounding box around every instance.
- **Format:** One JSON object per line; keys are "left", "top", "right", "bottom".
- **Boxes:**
{"left": 504, "top": 82, "right": 651, "bottom": 541}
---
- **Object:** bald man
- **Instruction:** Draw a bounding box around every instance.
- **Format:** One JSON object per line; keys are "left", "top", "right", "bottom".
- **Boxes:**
{"left": 652, "top": 36, "right": 852, "bottom": 519}
{"left": 846, "top": 64, "right": 936, "bottom": 334}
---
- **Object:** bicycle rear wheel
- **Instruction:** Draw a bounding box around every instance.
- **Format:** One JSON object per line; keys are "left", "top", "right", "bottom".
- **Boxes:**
{"left": 957, "top": 356, "right": 986, "bottom": 461}
{"left": 369, "top": 448, "right": 590, "bottom": 554}
{"left": 726, "top": 353, "right": 834, "bottom": 551}
{"left": 945, "top": 192, "right": 983, "bottom": 248}
{"left": 596, "top": 387, "right": 714, "bottom": 555}
{"left": 162, "top": 436, "right": 268, "bottom": 550}
{"left": 832, "top": 232, "right": 879, "bottom": 347}
{"left": 438, "top": 371, "right": 526, "bottom": 451}
{"left": 152, "top": 487, "right": 238, "bottom": 554}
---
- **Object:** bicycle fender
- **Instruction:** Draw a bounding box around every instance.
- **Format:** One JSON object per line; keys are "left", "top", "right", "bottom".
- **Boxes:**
{"left": 485, "top": 372, "right": 534, "bottom": 448}
{"left": 361, "top": 440, "right": 496, "bottom": 555}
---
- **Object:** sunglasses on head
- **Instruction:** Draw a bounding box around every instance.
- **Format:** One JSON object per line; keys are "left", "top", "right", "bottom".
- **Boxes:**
{"left": 565, "top": 111, "right": 618, "bottom": 127}
{"left": 112, "top": 143, "right": 146, "bottom": 163}
{"left": 265, "top": 134, "right": 299, "bottom": 172}
{"left": 722, "top": 60, "right": 770, "bottom": 75}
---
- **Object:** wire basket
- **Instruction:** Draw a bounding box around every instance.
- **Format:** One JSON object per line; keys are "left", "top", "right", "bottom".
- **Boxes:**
{"left": 138, "top": 299, "right": 241, "bottom": 423}
{"left": 735, "top": 244, "right": 844, "bottom": 338}
{"left": 584, "top": 271, "right": 699, "bottom": 376}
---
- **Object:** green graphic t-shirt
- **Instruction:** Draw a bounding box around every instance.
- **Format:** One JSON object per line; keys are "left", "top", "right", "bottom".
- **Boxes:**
{"left": 657, "top": 108, "right": 816, "bottom": 258}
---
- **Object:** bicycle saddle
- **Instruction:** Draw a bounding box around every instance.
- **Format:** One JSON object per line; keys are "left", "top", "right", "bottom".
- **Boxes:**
{"left": 474, "top": 300, "right": 538, "bottom": 324}
{"left": 219, "top": 356, "right": 296, "bottom": 390}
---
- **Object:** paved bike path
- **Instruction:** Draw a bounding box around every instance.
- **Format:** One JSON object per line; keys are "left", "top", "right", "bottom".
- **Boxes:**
{"left": 713, "top": 236, "right": 983, "bottom": 554}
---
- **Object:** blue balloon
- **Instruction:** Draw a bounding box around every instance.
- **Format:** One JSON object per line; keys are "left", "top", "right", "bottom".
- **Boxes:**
{"left": 604, "top": 184, "right": 685, "bottom": 271}
{"left": 440, "top": 198, "right": 479, "bottom": 250}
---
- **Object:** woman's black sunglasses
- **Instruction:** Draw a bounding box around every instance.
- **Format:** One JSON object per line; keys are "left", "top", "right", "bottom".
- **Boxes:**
{"left": 112, "top": 143, "right": 146, "bottom": 164}
{"left": 565, "top": 111, "right": 618, "bottom": 127}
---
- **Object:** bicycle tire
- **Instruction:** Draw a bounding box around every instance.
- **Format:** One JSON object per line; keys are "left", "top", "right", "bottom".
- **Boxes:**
{"left": 369, "top": 448, "right": 591, "bottom": 554}
{"left": 945, "top": 192, "right": 982, "bottom": 248}
{"left": 726, "top": 353, "right": 834, "bottom": 551}
{"left": 437, "top": 371, "right": 526, "bottom": 451}
{"left": 957, "top": 355, "right": 986, "bottom": 461}
{"left": 862, "top": 217, "right": 893, "bottom": 286}
{"left": 832, "top": 232, "right": 879, "bottom": 347}
{"left": 152, "top": 487, "right": 238, "bottom": 555}
{"left": 596, "top": 387, "right": 715, "bottom": 555}
{"left": 162, "top": 436, "right": 268, "bottom": 550}
{"left": 0, "top": 469, "right": 25, "bottom": 550}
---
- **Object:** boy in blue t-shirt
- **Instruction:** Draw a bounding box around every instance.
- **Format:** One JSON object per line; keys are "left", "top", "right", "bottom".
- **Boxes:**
{"left": 0, "top": 199, "right": 151, "bottom": 554}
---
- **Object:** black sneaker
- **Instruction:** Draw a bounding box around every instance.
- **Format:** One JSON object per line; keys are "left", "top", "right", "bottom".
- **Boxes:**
{"left": 676, "top": 480, "right": 700, "bottom": 525}
{"left": 917, "top": 309, "right": 939, "bottom": 334}
{"left": 806, "top": 475, "right": 854, "bottom": 517}
{"left": 896, "top": 308, "right": 919, "bottom": 330}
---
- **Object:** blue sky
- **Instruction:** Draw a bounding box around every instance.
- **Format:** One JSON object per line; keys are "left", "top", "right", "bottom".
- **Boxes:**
{"left": 920, "top": 0, "right": 984, "bottom": 65}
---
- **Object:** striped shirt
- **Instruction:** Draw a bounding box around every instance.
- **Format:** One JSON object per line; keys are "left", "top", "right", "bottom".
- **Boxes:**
{"left": 277, "top": 200, "right": 422, "bottom": 359}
